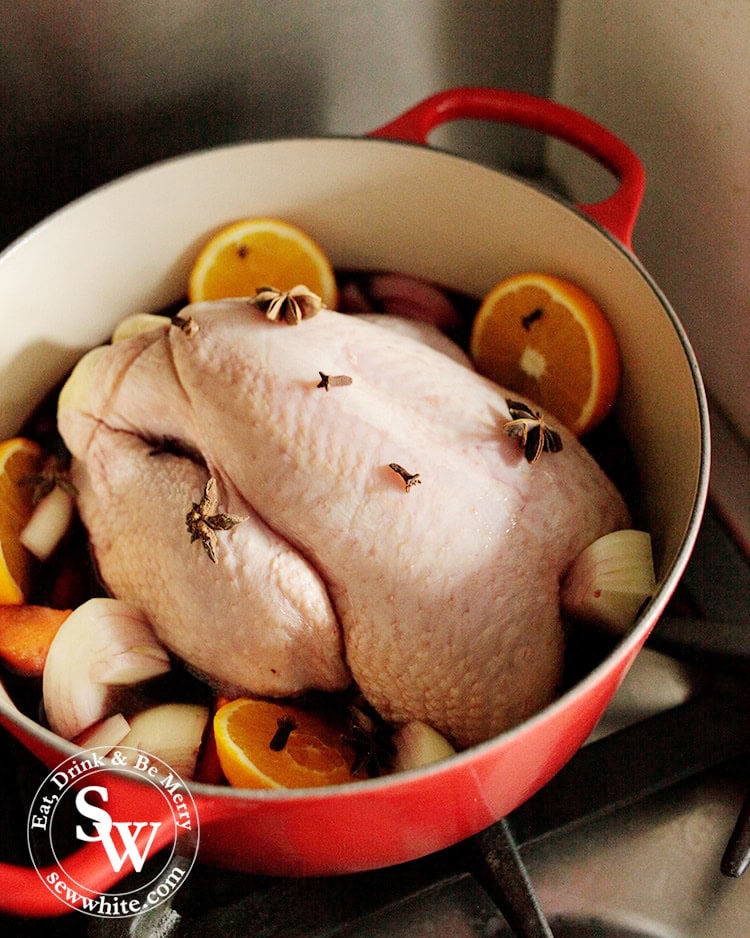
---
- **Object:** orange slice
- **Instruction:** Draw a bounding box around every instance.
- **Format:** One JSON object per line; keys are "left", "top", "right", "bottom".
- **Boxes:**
{"left": 0, "top": 437, "right": 44, "bottom": 604}
{"left": 213, "top": 698, "right": 363, "bottom": 789}
{"left": 188, "top": 218, "right": 338, "bottom": 308}
{"left": 469, "top": 273, "right": 621, "bottom": 435}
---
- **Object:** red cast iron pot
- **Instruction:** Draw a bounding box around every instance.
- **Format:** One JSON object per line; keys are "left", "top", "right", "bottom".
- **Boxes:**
{"left": 0, "top": 88, "right": 709, "bottom": 916}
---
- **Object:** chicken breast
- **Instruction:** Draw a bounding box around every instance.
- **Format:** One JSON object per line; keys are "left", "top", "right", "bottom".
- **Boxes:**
{"left": 57, "top": 301, "right": 629, "bottom": 747}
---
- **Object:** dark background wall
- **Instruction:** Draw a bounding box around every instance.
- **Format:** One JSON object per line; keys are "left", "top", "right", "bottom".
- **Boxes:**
{"left": 0, "top": 1, "right": 557, "bottom": 249}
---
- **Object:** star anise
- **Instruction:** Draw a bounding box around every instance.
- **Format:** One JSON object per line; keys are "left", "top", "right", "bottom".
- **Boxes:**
{"left": 185, "top": 477, "right": 246, "bottom": 563}
{"left": 252, "top": 285, "right": 324, "bottom": 325}
{"left": 342, "top": 698, "right": 396, "bottom": 777}
{"left": 19, "top": 454, "right": 77, "bottom": 504}
{"left": 502, "top": 398, "right": 563, "bottom": 464}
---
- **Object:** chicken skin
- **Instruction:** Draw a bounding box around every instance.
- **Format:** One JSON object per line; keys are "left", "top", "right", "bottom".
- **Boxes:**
{"left": 58, "top": 301, "right": 629, "bottom": 746}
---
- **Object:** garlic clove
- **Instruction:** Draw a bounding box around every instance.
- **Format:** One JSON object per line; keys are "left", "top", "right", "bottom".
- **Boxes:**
{"left": 111, "top": 313, "right": 168, "bottom": 342}
{"left": 43, "top": 597, "right": 171, "bottom": 740}
{"left": 390, "top": 720, "right": 455, "bottom": 773}
{"left": 560, "top": 529, "right": 656, "bottom": 633}
{"left": 115, "top": 703, "right": 209, "bottom": 779}
{"left": 20, "top": 486, "right": 75, "bottom": 561}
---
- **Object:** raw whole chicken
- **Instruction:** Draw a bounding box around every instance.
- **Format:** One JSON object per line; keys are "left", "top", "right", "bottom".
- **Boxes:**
{"left": 57, "top": 299, "right": 629, "bottom": 747}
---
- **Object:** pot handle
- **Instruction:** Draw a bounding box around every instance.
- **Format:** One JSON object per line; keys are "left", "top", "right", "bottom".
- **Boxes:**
{"left": 369, "top": 87, "right": 645, "bottom": 249}
{"left": 0, "top": 815, "right": 179, "bottom": 917}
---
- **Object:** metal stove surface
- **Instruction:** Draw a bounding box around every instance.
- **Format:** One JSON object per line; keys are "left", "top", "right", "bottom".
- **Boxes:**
{"left": 520, "top": 766, "right": 750, "bottom": 938}
{"left": 510, "top": 499, "right": 750, "bottom": 938}
{"left": 328, "top": 758, "right": 750, "bottom": 938}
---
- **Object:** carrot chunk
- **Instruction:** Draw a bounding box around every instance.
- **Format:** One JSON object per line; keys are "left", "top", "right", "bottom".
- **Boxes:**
{"left": 0, "top": 604, "right": 72, "bottom": 677}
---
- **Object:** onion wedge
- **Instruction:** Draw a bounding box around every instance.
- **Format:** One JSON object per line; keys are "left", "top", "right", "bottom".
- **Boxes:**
{"left": 116, "top": 703, "right": 209, "bottom": 779}
{"left": 20, "top": 487, "right": 74, "bottom": 561}
{"left": 561, "top": 529, "right": 656, "bottom": 632}
{"left": 43, "top": 597, "right": 171, "bottom": 740}
{"left": 391, "top": 720, "right": 455, "bottom": 772}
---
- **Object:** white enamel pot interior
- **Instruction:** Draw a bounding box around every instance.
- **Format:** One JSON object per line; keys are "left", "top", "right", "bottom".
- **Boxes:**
{"left": 0, "top": 101, "right": 709, "bottom": 900}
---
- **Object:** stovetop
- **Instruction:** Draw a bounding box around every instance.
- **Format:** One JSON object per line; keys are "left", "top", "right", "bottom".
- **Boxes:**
{"left": 2, "top": 499, "right": 749, "bottom": 937}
